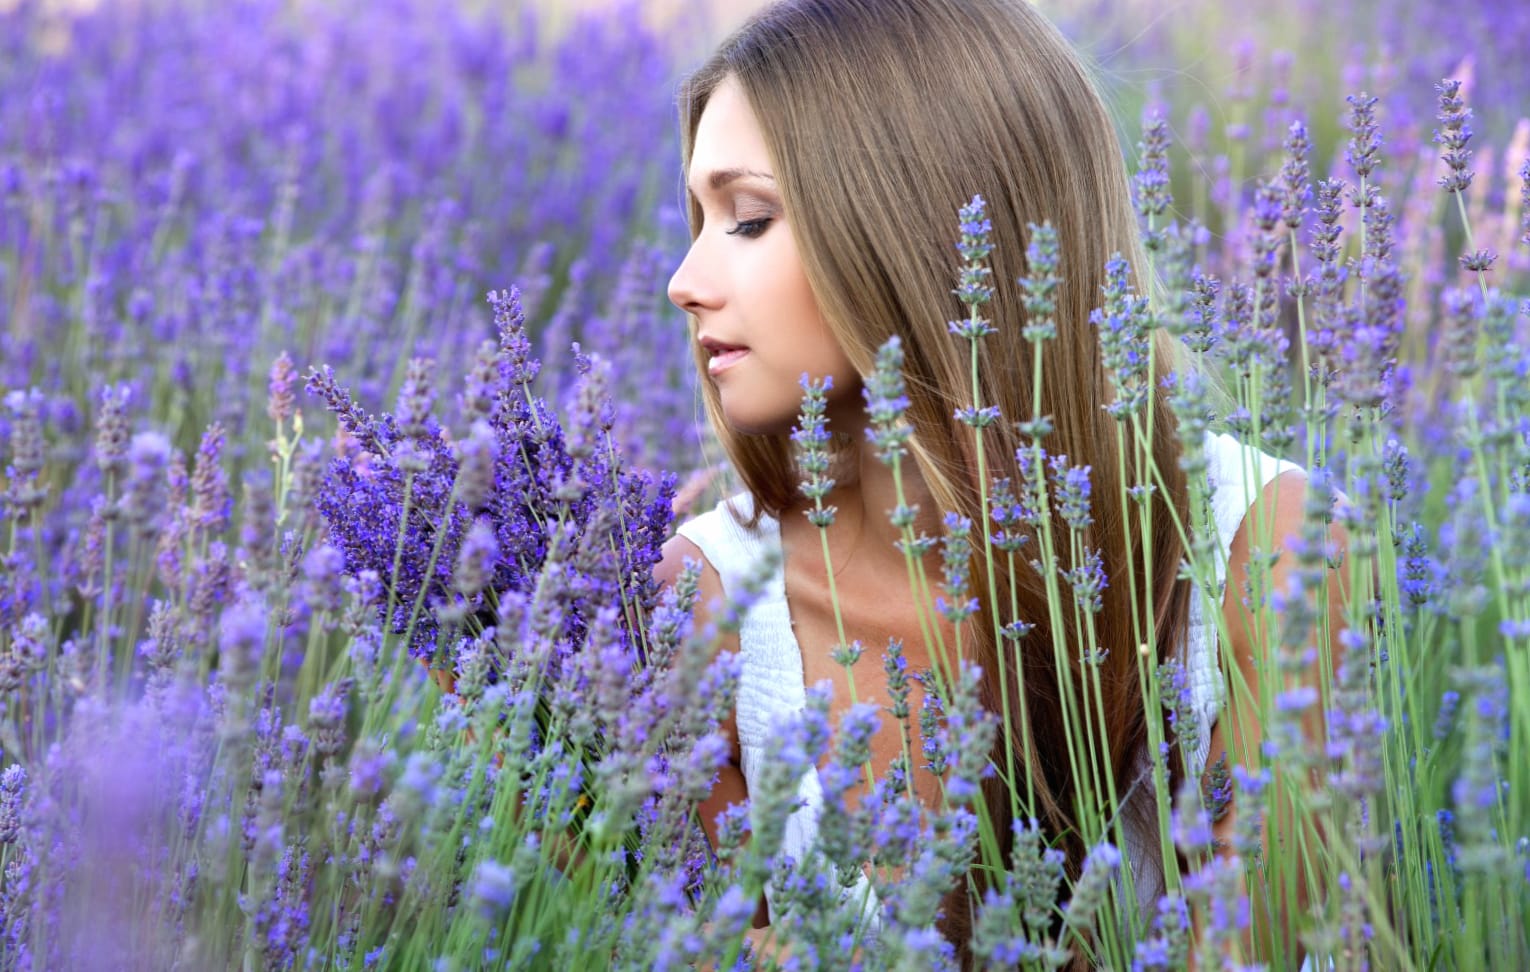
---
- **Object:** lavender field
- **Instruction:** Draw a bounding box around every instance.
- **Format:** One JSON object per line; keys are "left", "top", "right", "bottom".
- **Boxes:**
{"left": 0, "top": 0, "right": 1526, "bottom": 968}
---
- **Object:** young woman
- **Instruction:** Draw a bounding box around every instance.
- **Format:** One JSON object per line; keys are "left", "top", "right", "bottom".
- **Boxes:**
{"left": 657, "top": 0, "right": 1340, "bottom": 964}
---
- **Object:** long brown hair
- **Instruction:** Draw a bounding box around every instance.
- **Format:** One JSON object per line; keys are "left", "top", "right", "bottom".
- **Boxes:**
{"left": 676, "top": 0, "right": 1195, "bottom": 960}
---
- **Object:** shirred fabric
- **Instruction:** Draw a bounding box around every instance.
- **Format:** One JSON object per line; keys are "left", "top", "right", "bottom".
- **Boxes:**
{"left": 674, "top": 430, "right": 1300, "bottom": 930}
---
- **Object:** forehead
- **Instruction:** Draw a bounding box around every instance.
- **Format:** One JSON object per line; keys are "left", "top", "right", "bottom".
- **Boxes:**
{"left": 687, "top": 78, "right": 774, "bottom": 192}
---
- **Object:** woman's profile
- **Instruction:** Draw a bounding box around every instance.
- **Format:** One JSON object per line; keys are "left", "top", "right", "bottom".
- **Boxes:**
{"left": 658, "top": 0, "right": 1339, "bottom": 965}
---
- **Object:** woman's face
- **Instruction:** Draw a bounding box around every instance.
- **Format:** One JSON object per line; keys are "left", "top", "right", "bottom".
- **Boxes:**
{"left": 668, "top": 76, "right": 859, "bottom": 437}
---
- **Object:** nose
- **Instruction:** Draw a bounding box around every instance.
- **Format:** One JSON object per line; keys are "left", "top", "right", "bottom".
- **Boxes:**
{"left": 667, "top": 241, "right": 720, "bottom": 316}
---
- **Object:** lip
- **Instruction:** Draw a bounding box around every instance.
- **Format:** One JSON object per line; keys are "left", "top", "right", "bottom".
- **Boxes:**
{"left": 699, "top": 336, "right": 751, "bottom": 377}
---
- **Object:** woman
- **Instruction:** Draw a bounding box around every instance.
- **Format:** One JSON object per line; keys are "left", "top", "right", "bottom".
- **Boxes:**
{"left": 658, "top": 0, "right": 1340, "bottom": 965}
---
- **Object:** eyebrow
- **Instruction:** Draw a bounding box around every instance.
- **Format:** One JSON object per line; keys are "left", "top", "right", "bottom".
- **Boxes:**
{"left": 686, "top": 167, "right": 776, "bottom": 196}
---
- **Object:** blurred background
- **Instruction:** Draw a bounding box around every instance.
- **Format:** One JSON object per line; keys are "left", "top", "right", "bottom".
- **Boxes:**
{"left": 0, "top": 0, "right": 1525, "bottom": 499}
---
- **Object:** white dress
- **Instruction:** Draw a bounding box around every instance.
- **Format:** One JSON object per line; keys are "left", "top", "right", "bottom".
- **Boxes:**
{"left": 674, "top": 430, "right": 1300, "bottom": 937}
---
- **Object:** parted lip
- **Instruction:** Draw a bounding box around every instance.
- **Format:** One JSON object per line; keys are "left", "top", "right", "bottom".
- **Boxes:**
{"left": 698, "top": 336, "right": 749, "bottom": 354}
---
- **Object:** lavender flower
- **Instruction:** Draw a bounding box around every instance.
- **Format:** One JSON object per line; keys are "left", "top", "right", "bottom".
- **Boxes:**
{"left": 267, "top": 352, "right": 298, "bottom": 426}
{"left": 189, "top": 423, "right": 232, "bottom": 533}
{"left": 1091, "top": 255, "right": 1153, "bottom": 420}
{"left": 1063, "top": 842, "right": 1122, "bottom": 937}
{"left": 1134, "top": 113, "right": 1172, "bottom": 251}
{"left": 308, "top": 680, "right": 352, "bottom": 758}
{"left": 301, "top": 543, "right": 346, "bottom": 617}
{"left": 1048, "top": 454, "right": 1093, "bottom": 531}
{"left": 1345, "top": 92, "right": 1383, "bottom": 181}
{"left": 791, "top": 374, "right": 837, "bottom": 528}
{"left": 1062, "top": 546, "right": 1107, "bottom": 615}
{"left": 1020, "top": 221, "right": 1061, "bottom": 345}
{"left": 863, "top": 336, "right": 912, "bottom": 464}
{"left": 936, "top": 512, "right": 979, "bottom": 624}
{"left": 452, "top": 518, "right": 499, "bottom": 601}
{"left": 1433, "top": 79, "right": 1475, "bottom": 194}
{"left": 1520, "top": 159, "right": 1530, "bottom": 248}
{"left": 2, "top": 389, "right": 46, "bottom": 522}
{"left": 953, "top": 194, "right": 995, "bottom": 297}
{"left": 93, "top": 385, "right": 130, "bottom": 478}
{"left": 469, "top": 858, "right": 518, "bottom": 924}
{"left": 1279, "top": 119, "right": 1312, "bottom": 230}
{"left": 0, "top": 764, "right": 23, "bottom": 845}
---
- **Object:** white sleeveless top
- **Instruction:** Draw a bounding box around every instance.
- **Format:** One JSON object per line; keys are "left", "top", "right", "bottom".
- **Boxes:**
{"left": 674, "top": 430, "right": 1299, "bottom": 934}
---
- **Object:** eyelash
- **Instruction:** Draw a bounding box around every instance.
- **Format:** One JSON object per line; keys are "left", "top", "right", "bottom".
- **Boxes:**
{"left": 725, "top": 218, "right": 772, "bottom": 239}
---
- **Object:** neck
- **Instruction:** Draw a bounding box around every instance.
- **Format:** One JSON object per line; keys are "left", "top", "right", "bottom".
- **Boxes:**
{"left": 805, "top": 436, "right": 941, "bottom": 576}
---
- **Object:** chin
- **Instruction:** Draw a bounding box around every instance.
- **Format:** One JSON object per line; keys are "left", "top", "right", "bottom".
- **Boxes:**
{"left": 717, "top": 396, "right": 796, "bottom": 438}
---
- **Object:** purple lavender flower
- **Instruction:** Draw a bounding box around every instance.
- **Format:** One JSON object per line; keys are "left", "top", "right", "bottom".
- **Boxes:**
{"left": 0, "top": 764, "right": 24, "bottom": 845}
{"left": 1433, "top": 79, "right": 1475, "bottom": 194}
{"left": 189, "top": 423, "right": 232, "bottom": 533}
{"left": 1134, "top": 113, "right": 1172, "bottom": 251}
{"left": 1020, "top": 221, "right": 1061, "bottom": 346}
{"left": 218, "top": 591, "right": 267, "bottom": 693}
{"left": 1346, "top": 93, "right": 1383, "bottom": 181}
{"left": 1279, "top": 119, "right": 1312, "bottom": 230}
{"left": 1091, "top": 255, "right": 1153, "bottom": 420}
{"left": 1062, "top": 546, "right": 1107, "bottom": 615}
{"left": 950, "top": 205, "right": 1000, "bottom": 430}
{"left": 266, "top": 352, "right": 298, "bottom": 426}
{"left": 986, "top": 475, "right": 1031, "bottom": 554}
{"left": 451, "top": 518, "right": 499, "bottom": 601}
{"left": 308, "top": 680, "right": 352, "bottom": 758}
{"left": 791, "top": 374, "right": 837, "bottom": 528}
{"left": 2, "top": 389, "right": 47, "bottom": 522}
{"left": 1047, "top": 454, "right": 1093, "bottom": 531}
{"left": 864, "top": 336, "right": 912, "bottom": 464}
{"left": 301, "top": 543, "right": 346, "bottom": 617}
{"left": 936, "top": 512, "right": 979, "bottom": 624}
{"left": 1063, "top": 842, "right": 1121, "bottom": 937}
{"left": 1520, "top": 159, "right": 1530, "bottom": 248}
{"left": 93, "top": 385, "right": 130, "bottom": 478}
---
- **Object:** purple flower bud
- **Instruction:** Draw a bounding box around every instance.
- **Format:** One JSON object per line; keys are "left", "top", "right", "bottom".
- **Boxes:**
{"left": 1091, "top": 255, "right": 1153, "bottom": 420}
{"left": 309, "top": 680, "right": 352, "bottom": 757}
{"left": 218, "top": 593, "right": 267, "bottom": 690}
{"left": 791, "top": 374, "right": 837, "bottom": 526}
{"left": 301, "top": 544, "right": 346, "bottom": 615}
{"left": 452, "top": 518, "right": 499, "bottom": 600}
{"left": 936, "top": 513, "right": 978, "bottom": 623}
{"left": 460, "top": 340, "right": 499, "bottom": 425}
{"left": 395, "top": 357, "right": 437, "bottom": 442}
{"left": 1279, "top": 119, "right": 1312, "bottom": 230}
{"left": 1135, "top": 114, "right": 1172, "bottom": 251}
{"left": 267, "top": 351, "right": 298, "bottom": 425}
{"left": 1519, "top": 159, "right": 1530, "bottom": 248}
{"left": 189, "top": 423, "right": 231, "bottom": 532}
{"left": 120, "top": 430, "right": 172, "bottom": 530}
{"left": 0, "top": 764, "right": 24, "bottom": 845}
{"left": 952, "top": 195, "right": 997, "bottom": 314}
{"left": 469, "top": 859, "right": 517, "bottom": 923}
{"left": 1064, "top": 842, "right": 1122, "bottom": 935}
{"left": 4, "top": 388, "right": 45, "bottom": 477}
{"left": 1433, "top": 78, "right": 1475, "bottom": 194}
{"left": 1345, "top": 93, "right": 1382, "bottom": 181}
{"left": 490, "top": 287, "right": 539, "bottom": 388}
{"left": 863, "top": 336, "right": 912, "bottom": 463}
{"left": 1048, "top": 454, "right": 1093, "bottom": 530}
{"left": 93, "top": 384, "right": 131, "bottom": 477}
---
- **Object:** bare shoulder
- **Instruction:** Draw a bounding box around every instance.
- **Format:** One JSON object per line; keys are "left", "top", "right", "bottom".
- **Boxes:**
{"left": 656, "top": 534, "right": 746, "bottom": 835}
{"left": 654, "top": 533, "right": 744, "bottom": 697}
{"left": 1215, "top": 466, "right": 1352, "bottom": 758}
{"left": 656, "top": 533, "right": 729, "bottom": 626}
{"left": 1222, "top": 467, "right": 1349, "bottom": 634}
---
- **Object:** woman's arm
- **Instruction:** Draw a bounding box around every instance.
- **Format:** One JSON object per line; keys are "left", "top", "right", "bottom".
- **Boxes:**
{"left": 1204, "top": 468, "right": 1352, "bottom": 966}
{"left": 655, "top": 534, "right": 770, "bottom": 930}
